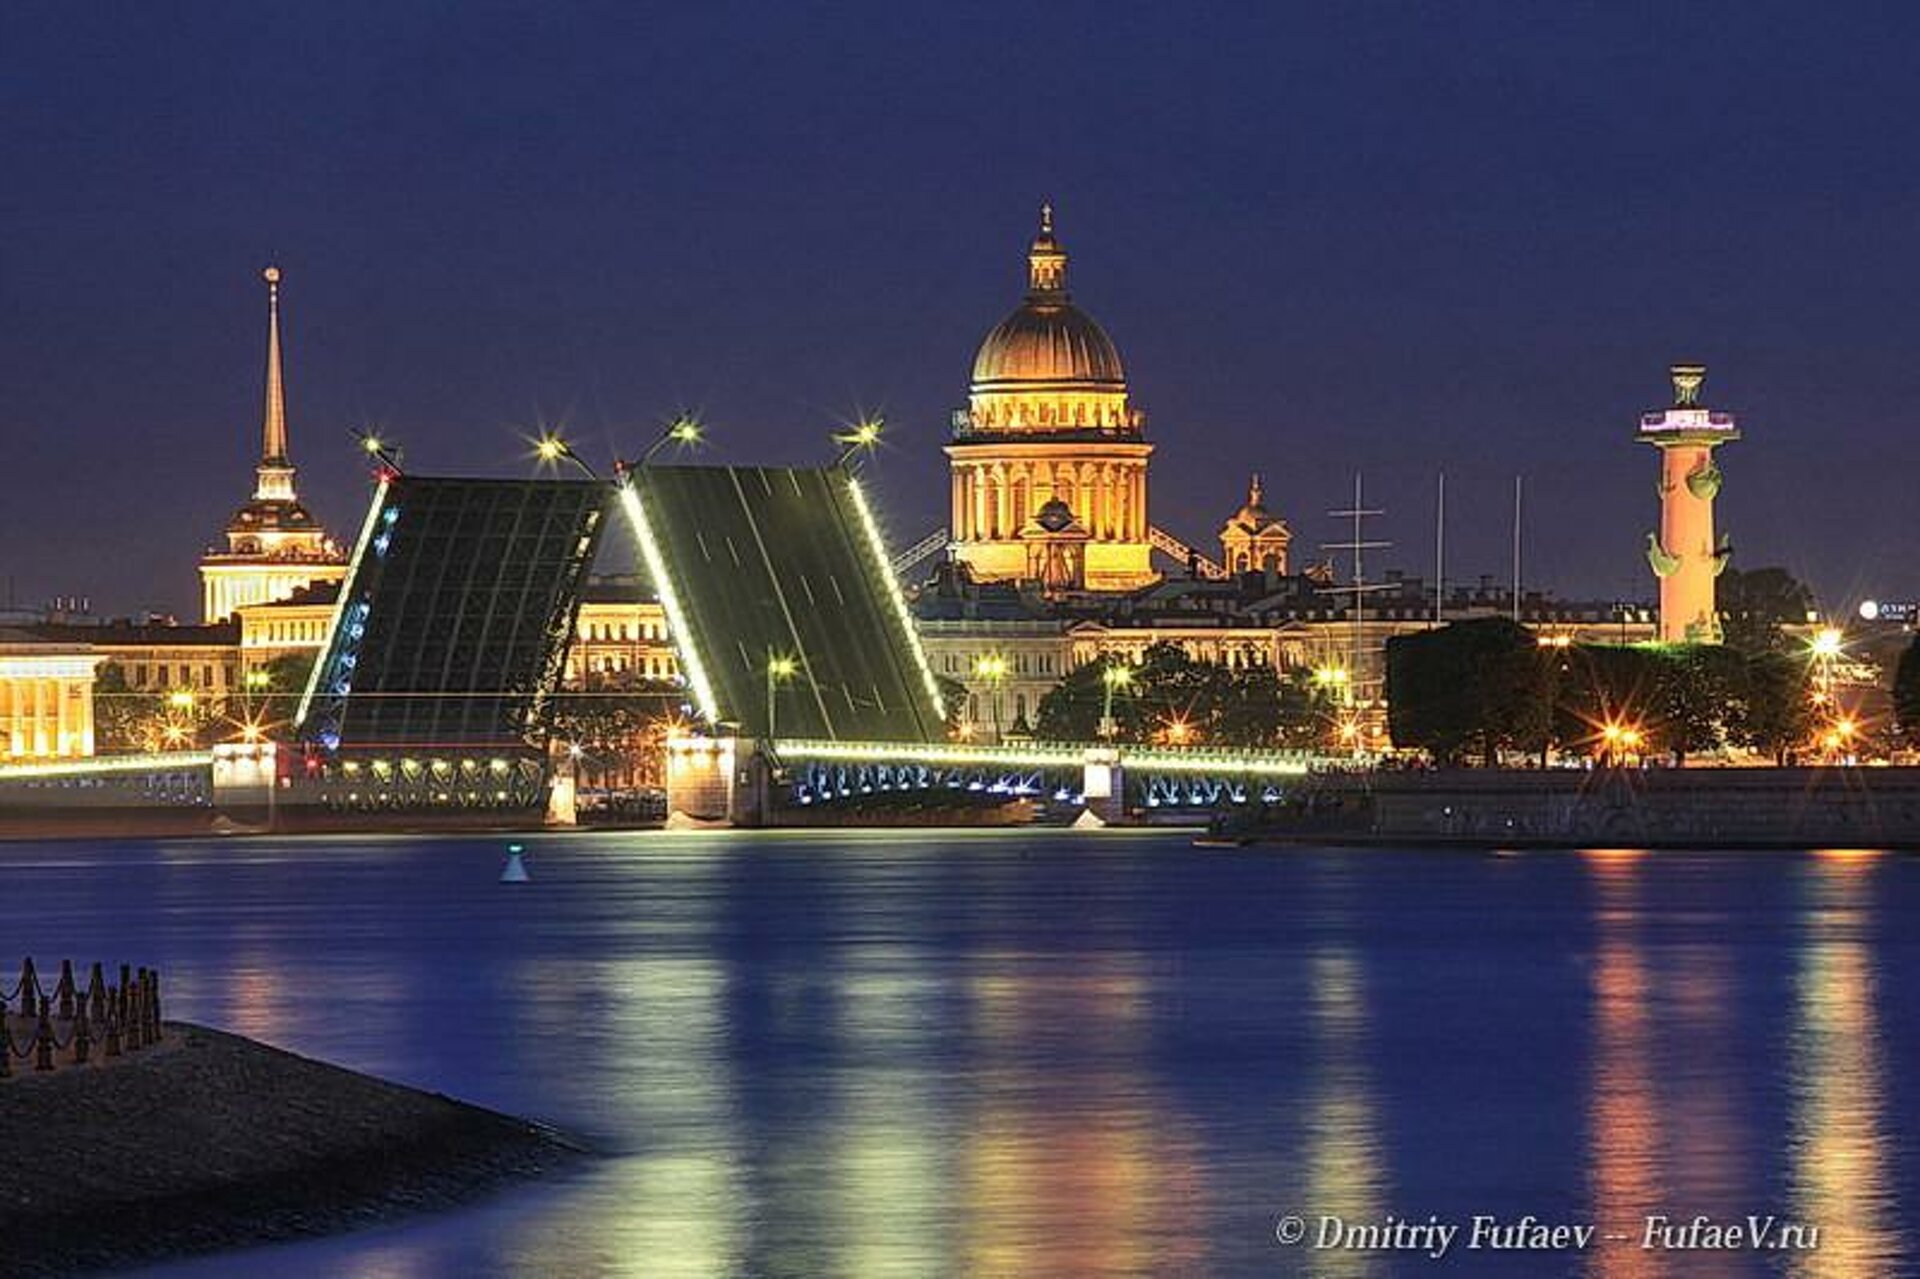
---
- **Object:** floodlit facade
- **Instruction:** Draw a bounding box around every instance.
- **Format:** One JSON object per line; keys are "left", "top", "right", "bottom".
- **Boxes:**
{"left": 1218, "top": 475, "right": 1292, "bottom": 575}
{"left": 0, "top": 631, "right": 101, "bottom": 760}
{"left": 1642, "top": 363, "right": 1739, "bottom": 643}
{"left": 947, "top": 208, "right": 1157, "bottom": 591}
{"left": 199, "top": 267, "right": 346, "bottom": 622}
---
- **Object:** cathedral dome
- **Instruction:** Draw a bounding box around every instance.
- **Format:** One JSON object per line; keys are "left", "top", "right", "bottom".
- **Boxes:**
{"left": 960, "top": 207, "right": 1141, "bottom": 437}
{"left": 970, "top": 209, "right": 1124, "bottom": 389}
{"left": 971, "top": 300, "right": 1125, "bottom": 389}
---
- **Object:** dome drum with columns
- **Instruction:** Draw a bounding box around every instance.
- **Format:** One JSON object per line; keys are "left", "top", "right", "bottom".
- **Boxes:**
{"left": 946, "top": 208, "right": 1157, "bottom": 592}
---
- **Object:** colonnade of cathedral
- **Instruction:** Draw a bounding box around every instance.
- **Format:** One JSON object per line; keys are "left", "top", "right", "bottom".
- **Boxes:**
{"left": 950, "top": 456, "right": 1148, "bottom": 542}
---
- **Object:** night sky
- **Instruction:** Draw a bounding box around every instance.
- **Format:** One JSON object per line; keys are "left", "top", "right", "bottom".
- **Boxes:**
{"left": 5, "top": 3, "right": 1917, "bottom": 619}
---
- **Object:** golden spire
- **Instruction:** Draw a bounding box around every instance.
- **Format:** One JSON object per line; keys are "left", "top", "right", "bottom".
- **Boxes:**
{"left": 1249, "top": 473, "right": 1264, "bottom": 508}
{"left": 1027, "top": 202, "right": 1067, "bottom": 297}
{"left": 262, "top": 266, "right": 288, "bottom": 465}
{"left": 253, "top": 266, "right": 297, "bottom": 502}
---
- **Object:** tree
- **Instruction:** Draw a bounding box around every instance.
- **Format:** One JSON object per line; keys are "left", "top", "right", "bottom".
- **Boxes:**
{"left": 1656, "top": 644, "right": 1749, "bottom": 764}
{"left": 1033, "top": 644, "right": 1310, "bottom": 748}
{"left": 1717, "top": 566, "right": 1814, "bottom": 654}
{"left": 1894, "top": 636, "right": 1920, "bottom": 744}
{"left": 1386, "top": 618, "right": 1551, "bottom": 766}
{"left": 1741, "top": 650, "right": 1812, "bottom": 764}
{"left": 230, "top": 651, "right": 316, "bottom": 741}
{"left": 93, "top": 662, "right": 161, "bottom": 754}
{"left": 1550, "top": 642, "right": 1664, "bottom": 758}
{"left": 548, "top": 671, "right": 684, "bottom": 789}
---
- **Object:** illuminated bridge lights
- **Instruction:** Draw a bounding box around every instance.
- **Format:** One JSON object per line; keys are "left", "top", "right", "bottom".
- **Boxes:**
{"left": 774, "top": 738, "right": 1317, "bottom": 777}
{"left": 845, "top": 476, "right": 947, "bottom": 727}
{"left": 617, "top": 482, "right": 722, "bottom": 727}
{"left": 0, "top": 751, "right": 213, "bottom": 781}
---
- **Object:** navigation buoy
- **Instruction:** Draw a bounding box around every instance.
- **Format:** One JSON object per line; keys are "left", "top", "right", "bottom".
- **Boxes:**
{"left": 501, "top": 843, "right": 531, "bottom": 883}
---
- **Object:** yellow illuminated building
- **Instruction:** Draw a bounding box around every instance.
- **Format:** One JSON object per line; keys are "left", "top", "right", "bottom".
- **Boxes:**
{"left": 947, "top": 208, "right": 1156, "bottom": 591}
{"left": 1218, "top": 474, "right": 1291, "bottom": 575}
{"left": 0, "top": 633, "right": 101, "bottom": 760}
{"left": 199, "top": 267, "right": 346, "bottom": 622}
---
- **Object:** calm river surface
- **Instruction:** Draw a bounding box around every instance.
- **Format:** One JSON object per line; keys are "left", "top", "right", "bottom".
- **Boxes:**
{"left": 6, "top": 831, "right": 1915, "bottom": 1278}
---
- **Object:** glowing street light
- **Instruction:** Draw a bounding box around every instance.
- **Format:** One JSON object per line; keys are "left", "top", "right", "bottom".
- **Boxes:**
{"left": 766, "top": 653, "right": 798, "bottom": 743}
{"left": 973, "top": 653, "right": 1008, "bottom": 742}
{"left": 533, "top": 433, "right": 598, "bottom": 478}
{"left": 1809, "top": 627, "right": 1844, "bottom": 659}
{"left": 166, "top": 690, "right": 196, "bottom": 711}
{"left": 835, "top": 416, "right": 884, "bottom": 469}
{"left": 353, "top": 428, "right": 403, "bottom": 475}
{"left": 1099, "top": 662, "right": 1133, "bottom": 740}
{"left": 1600, "top": 721, "right": 1644, "bottom": 765}
{"left": 1161, "top": 716, "right": 1194, "bottom": 747}
{"left": 639, "top": 415, "right": 704, "bottom": 466}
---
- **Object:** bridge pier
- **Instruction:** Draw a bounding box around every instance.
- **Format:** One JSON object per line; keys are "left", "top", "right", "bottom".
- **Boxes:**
{"left": 1081, "top": 748, "right": 1128, "bottom": 826}
{"left": 663, "top": 734, "right": 774, "bottom": 827}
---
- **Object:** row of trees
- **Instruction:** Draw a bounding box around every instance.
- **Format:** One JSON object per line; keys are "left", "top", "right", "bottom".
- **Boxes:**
{"left": 94, "top": 653, "right": 314, "bottom": 753}
{"left": 1385, "top": 618, "right": 1818, "bottom": 766}
{"left": 1033, "top": 642, "right": 1340, "bottom": 748}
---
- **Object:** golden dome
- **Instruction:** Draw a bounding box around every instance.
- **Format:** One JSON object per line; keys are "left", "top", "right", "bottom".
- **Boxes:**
{"left": 969, "top": 206, "right": 1126, "bottom": 391}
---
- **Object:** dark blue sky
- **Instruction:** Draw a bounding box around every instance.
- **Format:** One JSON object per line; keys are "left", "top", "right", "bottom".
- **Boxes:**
{"left": 5, "top": 2, "right": 1916, "bottom": 618}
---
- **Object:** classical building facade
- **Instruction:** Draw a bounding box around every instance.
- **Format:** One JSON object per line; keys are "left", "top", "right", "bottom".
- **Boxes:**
{"left": 230, "top": 576, "right": 676, "bottom": 686}
{"left": 0, "top": 630, "right": 101, "bottom": 760}
{"left": 199, "top": 267, "right": 346, "bottom": 622}
{"left": 1218, "top": 475, "right": 1292, "bottom": 575}
{"left": 946, "top": 209, "right": 1156, "bottom": 591}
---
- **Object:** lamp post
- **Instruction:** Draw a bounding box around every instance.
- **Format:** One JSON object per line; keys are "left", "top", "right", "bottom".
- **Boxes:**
{"left": 766, "top": 654, "right": 797, "bottom": 743}
{"left": 1099, "top": 662, "right": 1132, "bottom": 740}
{"left": 973, "top": 654, "right": 1008, "bottom": 743}
{"left": 640, "top": 416, "right": 703, "bottom": 467}
{"left": 834, "top": 417, "right": 883, "bottom": 470}
{"left": 534, "top": 433, "right": 600, "bottom": 479}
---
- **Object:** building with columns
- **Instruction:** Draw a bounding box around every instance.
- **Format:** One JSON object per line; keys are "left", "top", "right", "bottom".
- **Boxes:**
{"left": 1218, "top": 475, "right": 1292, "bottom": 575}
{"left": 0, "top": 631, "right": 101, "bottom": 760}
{"left": 199, "top": 267, "right": 346, "bottom": 622}
{"left": 946, "top": 208, "right": 1157, "bottom": 591}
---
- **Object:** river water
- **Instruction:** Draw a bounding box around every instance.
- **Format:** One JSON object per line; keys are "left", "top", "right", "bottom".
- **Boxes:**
{"left": 6, "top": 831, "right": 1914, "bottom": 1278}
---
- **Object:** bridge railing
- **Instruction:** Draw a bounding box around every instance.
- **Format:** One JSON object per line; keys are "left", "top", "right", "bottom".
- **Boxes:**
{"left": 774, "top": 738, "right": 1322, "bottom": 775}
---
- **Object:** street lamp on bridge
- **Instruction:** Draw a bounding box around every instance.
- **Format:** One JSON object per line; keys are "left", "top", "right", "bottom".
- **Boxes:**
{"left": 640, "top": 415, "right": 704, "bottom": 467}
{"left": 766, "top": 654, "right": 798, "bottom": 743}
{"left": 1099, "top": 663, "right": 1133, "bottom": 740}
{"left": 972, "top": 654, "right": 1008, "bottom": 743}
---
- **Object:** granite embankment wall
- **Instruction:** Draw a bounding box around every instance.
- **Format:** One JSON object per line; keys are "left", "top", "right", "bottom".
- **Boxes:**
{"left": 1332, "top": 766, "right": 1920, "bottom": 848}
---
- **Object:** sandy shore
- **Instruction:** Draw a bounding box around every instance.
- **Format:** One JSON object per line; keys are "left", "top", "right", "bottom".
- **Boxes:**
{"left": 0, "top": 1023, "right": 584, "bottom": 1277}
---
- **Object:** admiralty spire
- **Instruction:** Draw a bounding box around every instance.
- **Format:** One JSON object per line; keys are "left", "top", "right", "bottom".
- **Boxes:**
{"left": 198, "top": 266, "right": 346, "bottom": 622}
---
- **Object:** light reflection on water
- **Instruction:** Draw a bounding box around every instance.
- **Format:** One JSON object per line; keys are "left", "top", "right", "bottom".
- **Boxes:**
{"left": 1787, "top": 852, "right": 1901, "bottom": 1278}
{"left": 0, "top": 831, "right": 1908, "bottom": 1278}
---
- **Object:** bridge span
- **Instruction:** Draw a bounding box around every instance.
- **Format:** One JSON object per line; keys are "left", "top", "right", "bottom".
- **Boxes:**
{"left": 665, "top": 734, "right": 1331, "bottom": 827}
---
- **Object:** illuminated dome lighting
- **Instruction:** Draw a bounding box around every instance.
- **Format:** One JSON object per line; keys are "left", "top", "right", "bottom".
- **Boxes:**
{"left": 960, "top": 205, "right": 1141, "bottom": 436}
